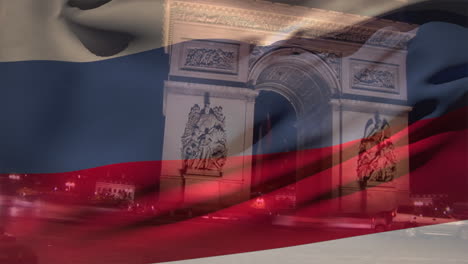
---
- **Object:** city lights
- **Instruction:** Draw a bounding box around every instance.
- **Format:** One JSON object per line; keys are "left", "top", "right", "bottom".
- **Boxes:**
{"left": 65, "top": 182, "right": 76, "bottom": 188}
{"left": 8, "top": 174, "right": 21, "bottom": 180}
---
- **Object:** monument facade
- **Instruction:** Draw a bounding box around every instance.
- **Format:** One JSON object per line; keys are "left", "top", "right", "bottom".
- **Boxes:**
{"left": 159, "top": 0, "right": 416, "bottom": 213}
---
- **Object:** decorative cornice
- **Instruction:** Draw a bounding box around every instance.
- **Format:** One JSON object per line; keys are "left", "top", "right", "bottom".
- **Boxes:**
{"left": 165, "top": 0, "right": 416, "bottom": 50}
{"left": 164, "top": 80, "right": 259, "bottom": 101}
{"left": 330, "top": 99, "right": 413, "bottom": 114}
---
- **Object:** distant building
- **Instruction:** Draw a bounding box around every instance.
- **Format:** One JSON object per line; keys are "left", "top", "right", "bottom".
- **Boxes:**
{"left": 95, "top": 181, "right": 136, "bottom": 201}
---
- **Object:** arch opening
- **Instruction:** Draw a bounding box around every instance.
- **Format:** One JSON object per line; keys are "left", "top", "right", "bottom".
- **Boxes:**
{"left": 251, "top": 90, "right": 298, "bottom": 210}
{"left": 249, "top": 48, "right": 338, "bottom": 207}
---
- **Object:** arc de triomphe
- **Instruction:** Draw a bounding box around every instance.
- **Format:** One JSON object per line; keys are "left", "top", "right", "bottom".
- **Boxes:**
{"left": 159, "top": 0, "right": 415, "bottom": 213}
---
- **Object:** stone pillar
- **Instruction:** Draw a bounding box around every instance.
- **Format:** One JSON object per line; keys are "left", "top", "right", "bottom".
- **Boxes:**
{"left": 159, "top": 81, "right": 258, "bottom": 211}
{"left": 330, "top": 99, "right": 412, "bottom": 213}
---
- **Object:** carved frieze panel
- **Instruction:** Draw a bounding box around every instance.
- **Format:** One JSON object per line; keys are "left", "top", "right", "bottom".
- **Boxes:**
{"left": 357, "top": 112, "right": 396, "bottom": 188}
{"left": 169, "top": 39, "right": 248, "bottom": 82}
{"left": 350, "top": 60, "right": 398, "bottom": 94}
{"left": 181, "top": 99, "right": 227, "bottom": 176}
{"left": 184, "top": 47, "right": 235, "bottom": 71}
{"left": 181, "top": 41, "right": 239, "bottom": 75}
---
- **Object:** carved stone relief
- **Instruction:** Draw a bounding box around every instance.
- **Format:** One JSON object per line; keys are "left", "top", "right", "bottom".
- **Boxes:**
{"left": 184, "top": 47, "right": 236, "bottom": 71}
{"left": 351, "top": 60, "right": 398, "bottom": 94}
{"left": 357, "top": 112, "right": 396, "bottom": 188}
{"left": 181, "top": 98, "right": 227, "bottom": 176}
{"left": 181, "top": 41, "right": 240, "bottom": 75}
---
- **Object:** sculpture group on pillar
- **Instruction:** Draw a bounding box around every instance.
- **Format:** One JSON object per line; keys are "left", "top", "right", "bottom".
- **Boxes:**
{"left": 357, "top": 112, "right": 397, "bottom": 188}
{"left": 181, "top": 95, "right": 227, "bottom": 174}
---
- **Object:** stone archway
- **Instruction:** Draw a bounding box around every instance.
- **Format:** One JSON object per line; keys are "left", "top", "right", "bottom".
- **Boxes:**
{"left": 249, "top": 47, "right": 341, "bottom": 205}
{"left": 251, "top": 90, "right": 298, "bottom": 200}
{"left": 249, "top": 47, "right": 340, "bottom": 149}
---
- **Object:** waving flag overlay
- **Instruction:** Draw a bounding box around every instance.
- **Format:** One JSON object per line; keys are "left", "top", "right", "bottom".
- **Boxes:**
{"left": 0, "top": 0, "right": 467, "bottom": 264}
